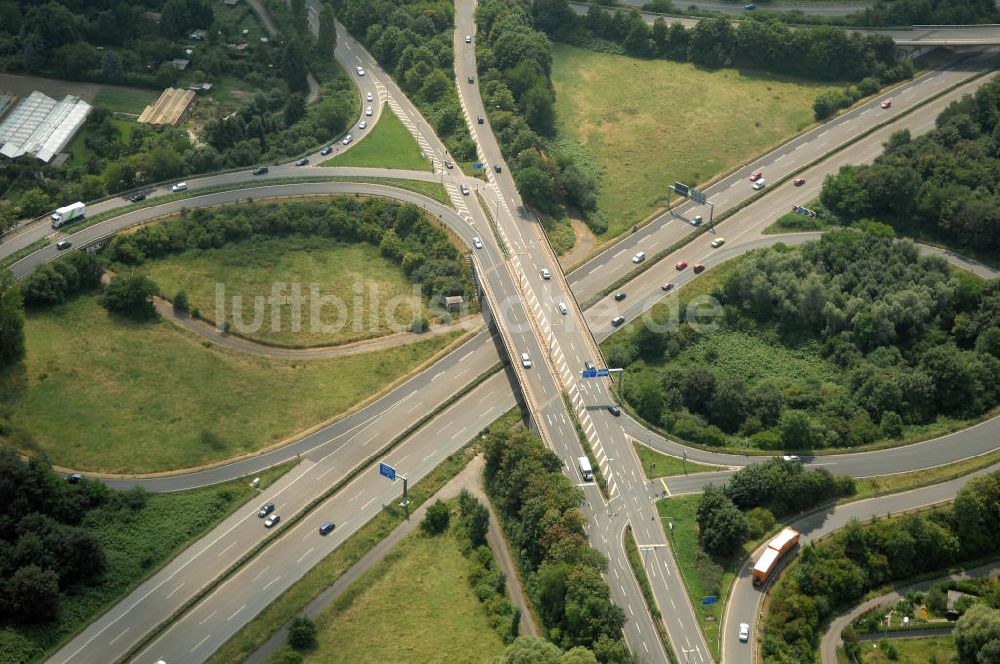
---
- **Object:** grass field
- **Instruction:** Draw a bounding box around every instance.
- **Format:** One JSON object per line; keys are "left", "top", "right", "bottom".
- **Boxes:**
{"left": 273, "top": 526, "right": 505, "bottom": 664}
{"left": 656, "top": 495, "right": 736, "bottom": 660}
{"left": 92, "top": 88, "right": 158, "bottom": 115}
{"left": 324, "top": 106, "right": 431, "bottom": 171}
{"left": 551, "top": 43, "right": 840, "bottom": 240}
{"left": 64, "top": 118, "right": 135, "bottom": 168}
{"left": 0, "top": 462, "right": 292, "bottom": 664}
{"left": 139, "top": 236, "right": 432, "bottom": 347}
{"left": 0, "top": 294, "right": 462, "bottom": 473}
{"left": 633, "top": 441, "right": 722, "bottom": 478}
{"left": 847, "top": 635, "right": 956, "bottom": 664}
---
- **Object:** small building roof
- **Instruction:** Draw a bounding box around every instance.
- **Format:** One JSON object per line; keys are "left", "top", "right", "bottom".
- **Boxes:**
{"left": 171, "top": 59, "right": 190, "bottom": 71}
{"left": 137, "top": 88, "right": 196, "bottom": 126}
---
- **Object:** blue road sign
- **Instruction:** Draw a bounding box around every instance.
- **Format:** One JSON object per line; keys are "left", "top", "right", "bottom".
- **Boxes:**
{"left": 473, "top": 163, "right": 483, "bottom": 169}
{"left": 582, "top": 369, "right": 597, "bottom": 378}
{"left": 702, "top": 596, "right": 718, "bottom": 605}
{"left": 379, "top": 462, "right": 397, "bottom": 481}
{"left": 674, "top": 182, "right": 690, "bottom": 197}
{"left": 596, "top": 368, "right": 610, "bottom": 377}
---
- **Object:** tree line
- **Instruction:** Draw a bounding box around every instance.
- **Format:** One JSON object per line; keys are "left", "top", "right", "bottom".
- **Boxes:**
{"left": 0, "top": 447, "right": 149, "bottom": 625}
{"left": 608, "top": 230, "right": 1000, "bottom": 451}
{"left": 819, "top": 77, "right": 1000, "bottom": 254}
{"left": 483, "top": 423, "right": 636, "bottom": 663}
{"left": 763, "top": 470, "right": 1000, "bottom": 663}
{"left": 697, "top": 459, "right": 853, "bottom": 557}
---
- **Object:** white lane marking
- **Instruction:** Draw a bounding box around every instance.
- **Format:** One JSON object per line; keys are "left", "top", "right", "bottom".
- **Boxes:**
{"left": 251, "top": 566, "right": 270, "bottom": 583}
{"left": 165, "top": 582, "right": 186, "bottom": 599}
{"left": 108, "top": 627, "right": 130, "bottom": 646}
{"left": 296, "top": 547, "right": 315, "bottom": 565}
{"left": 217, "top": 541, "right": 237, "bottom": 558}
{"left": 362, "top": 495, "right": 379, "bottom": 511}
{"left": 190, "top": 635, "right": 212, "bottom": 653}
{"left": 262, "top": 576, "right": 281, "bottom": 592}
{"left": 198, "top": 609, "right": 218, "bottom": 625}
{"left": 227, "top": 604, "right": 246, "bottom": 621}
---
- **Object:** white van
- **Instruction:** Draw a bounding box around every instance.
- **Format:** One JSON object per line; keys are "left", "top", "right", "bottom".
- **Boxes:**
{"left": 558, "top": 302, "right": 568, "bottom": 315}
{"left": 578, "top": 456, "right": 593, "bottom": 482}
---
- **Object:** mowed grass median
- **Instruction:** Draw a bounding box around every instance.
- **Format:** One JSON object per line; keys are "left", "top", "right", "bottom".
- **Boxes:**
{"left": 323, "top": 106, "right": 431, "bottom": 171}
{"left": 0, "top": 294, "right": 463, "bottom": 473}
{"left": 551, "top": 44, "right": 840, "bottom": 238}
{"left": 139, "top": 237, "right": 433, "bottom": 348}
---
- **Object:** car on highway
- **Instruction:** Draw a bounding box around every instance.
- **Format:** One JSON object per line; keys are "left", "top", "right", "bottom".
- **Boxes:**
{"left": 129, "top": 192, "right": 147, "bottom": 202}
{"left": 782, "top": 455, "right": 801, "bottom": 462}
{"left": 520, "top": 352, "right": 532, "bottom": 368}
{"left": 752, "top": 179, "right": 766, "bottom": 190}
{"left": 67, "top": 473, "right": 82, "bottom": 483}
{"left": 258, "top": 502, "right": 275, "bottom": 518}
{"left": 675, "top": 260, "right": 688, "bottom": 270}
{"left": 881, "top": 100, "right": 892, "bottom": 109}
{"left": 444, "top": 159, "right": 452, "bottom": 169}
{"left": 614, "top": 291, "right": 626, "bottom": 301}
{"left": 541, "top": 268, "right": 551, "bottom": 280}
{"left": 56, "top": 240, "right": 72, "bottom": 250}
{"left": 319, "top": 521, "right": 336, "bottom": 536}
{"left": 493, "top": 164, "right": 502, "bottom": 173}
{"left": 320, "top": 146, "right": 333, "bottom": 156}
{"left": 171, "top": 182, "right": 187, "bottom": 192}
{"left": 585, "top": 361, "right": 595, "bottom": 371}
{"left": 367, "top": 91, "right": 374, "bottom": 102}
{"left": 251, "top": 167, "right": 268, "bottom": 176}
{"left": 473, "top": 236, "right": 483, "bottom": 249}
{"left": 467, "top": 76, "right": 474, "bottom": 84}
{"left": 264, "top": 514, "right": 280, "bottom": 528}
{"left": 356, "top": 66, "right": 365, "bottom": 76}
{"left": 365, "top": 105, "right": 373, "bottom": 117}
{"left": 465, "top": 35, "right": 472, "bottom": 43}
{"left": 744, "top": 3, "right": 756, "bottom": 9}
{"left": 460, "top": 184, "right": 470, "bottom": 195}
{"left": 608, "top": 405, "right": 621, "bottom": 416}
{"left": 692, "top": 215, "right": 703, "bottom": 226}
{"left": 558, "top": 302, "right": 567, "bottom": 314}
{"left": 477, "top": 114, "right": 484, "bottom": 124}
{"left": 693, "top": 263, "right": 706, "bottom": 273}
{"left": 359, "top": 120, "right": 367, "bottom": 129}
{"left": 749, "top": 169, "right": 762, "bottom": 182}
{"left": 710, "top": 237, "right": 725, "bottom": 248}
{"left": 661, "top": 282, "right": 674, "bottom": 291}
{"left": 739, "top": 623, "right": 750, "bottom": 642}
{"left": 295, "top": 158, "right": 309, "bottom": 166}
{"left": 342, "top": 134, "right": 353, "bottom": 145}
{"left": 793, "top": 177, "right": 806, "bottom": 186}
{"left": 611, "top": 315, "right": 625, "bottom": 327}
{"left": 632, "top": 251, "right": 645, "bottom": 263}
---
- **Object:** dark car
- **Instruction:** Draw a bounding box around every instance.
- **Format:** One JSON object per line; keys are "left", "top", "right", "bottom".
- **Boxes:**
{"left": 585, "top": 361, "right": 595, "bottom": 371}
{"left": 608, "top": 405, "right": 621, "bottom": 416}
{"left": 614, "top": 292, "right": 626, "bottom": 301}
{"left": 320, "top": 146, "right": 333, "bottom": 156}
{"left": 477, "top": 115, "right": 484, "bottom": 124}
{"left": 494, "top": 164, "right": 501, "bottom": 173}
{"left": 251, "top": 167, "right": 269, "bottom": 176}
{"left": 319, "top": 521, "right": 336, "bottom": 536}
{"left": 295, "top": 158, "right": 309, "bottom": 166}
{"left": 467, "top": 76, "right": 474, "bottom": 84}
{"left": 258, "top": 502, "right": 276, "bottom": 518}
{"left": 444, "top": 160, "right": 453, "bottom": 169}
{"left": 56, "top": 240, "right": 72, "bottom": 250}
{"left": 793, "top": 177, "right": 805, "bottom": 186}
{"left": 129, "top": 192, "right": 147, "bottom": 202}
{"left": 693, "top": 263, "right": 706, "bottom": 274}
{"left": 67, "top": 473, "right": 82, "bottom": 484}
{"left": 611, "top": 316, "right": 625, "bottom": 327}
{"left": 661, "top": 282, "right": 674, "bottom": 291}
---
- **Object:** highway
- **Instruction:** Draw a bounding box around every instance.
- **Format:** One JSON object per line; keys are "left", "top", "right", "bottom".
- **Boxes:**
{"left": 616, "top": 0, "right": 873, "bottom": 17}
{"left": 16, "top": 4, "right": 997, "bottom": 664}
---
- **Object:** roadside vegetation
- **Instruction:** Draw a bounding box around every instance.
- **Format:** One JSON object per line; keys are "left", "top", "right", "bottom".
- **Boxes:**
{"left": 270, "top": 495, "right": 508, "bottom": 663}
{"left": 632, "top": 441, "right": 721, "bottom": 479}
{"left": 324, "top": 106, "right": 431, "bottom": 171}
{"left": 839, "top": 634, "right": 956, "bottom": 664}
{"left": 0, "top": 447, "right": 291, "bottom": 664}
{"left": 818, "top": 77, "right": 1000, "bottom": 265}
{"left": 765, "top": 471, "right": 1000, "bottom": 663}
{"left": 551, "top": 44, "right": 836, "bottom": 238}
{"left": 605, "top": 231, "right": 1000, "bottom": 454}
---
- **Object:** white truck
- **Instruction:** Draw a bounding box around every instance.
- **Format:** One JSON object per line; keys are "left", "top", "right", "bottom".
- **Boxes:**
{"left": 578, "top": 456, "right": 593, "bottom": 482}
{"left": 51, "top": 202, "right": 85, "bottom": 228}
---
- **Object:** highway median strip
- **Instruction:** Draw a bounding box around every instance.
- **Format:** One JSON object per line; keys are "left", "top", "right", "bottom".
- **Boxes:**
{"left": 119, "top": 360, "right": 503, "bottom": 664}
{"left": 624, "top": 525, "right": 678, "bottom": 664}
{"left": 563, "top": 392, "right": 609, "bottom": 500}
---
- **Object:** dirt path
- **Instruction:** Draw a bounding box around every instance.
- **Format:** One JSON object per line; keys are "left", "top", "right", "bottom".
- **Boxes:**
{"left": 243, "top": 455, "right": 537, "bottom": 664}
{"left": 154, "top": 295, "right": 484, "bottom": 360}
{"left": 559, "top": 217, "right": 598, "bottom": 270}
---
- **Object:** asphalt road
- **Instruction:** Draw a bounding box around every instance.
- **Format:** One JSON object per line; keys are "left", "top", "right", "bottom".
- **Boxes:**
{"left": 19, "top": 9, "right": 999, "bottom": 664}
{"left": 617, "top": 0, "right": 872, "bottom": 17}
{"left": 722, "top": 463, "right": 1000, "bottom": 664}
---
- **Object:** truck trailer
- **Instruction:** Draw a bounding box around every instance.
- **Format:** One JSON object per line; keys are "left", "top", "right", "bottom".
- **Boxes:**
{"left": 752, "top": 527, "right": 800, "bottom": 587}
{"left": 51, "top": 202, "right": 86, "bottom": 228}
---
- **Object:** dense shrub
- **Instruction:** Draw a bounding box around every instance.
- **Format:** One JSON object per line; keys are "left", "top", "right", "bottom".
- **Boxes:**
{"left": 20, "top": 251, "right": 102, "bottom": 307}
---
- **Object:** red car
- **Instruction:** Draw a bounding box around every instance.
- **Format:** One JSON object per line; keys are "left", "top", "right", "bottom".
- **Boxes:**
{"left": 749, "top": 169, "right": 762, "bottom": 182}
{"left": 675, "top": 260, "right": 688, "bottom": 271}
{"left": 661, "top": 282, "right": 674, "bottom": 291}
{"left": 793, "top": 177, "right": 806, "bottom": 186}
{"left": 881, "top": 100, "right": 891, "bottom": 109}
{"left": 693, "top": 263, "right": 705, "bottom": 274}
